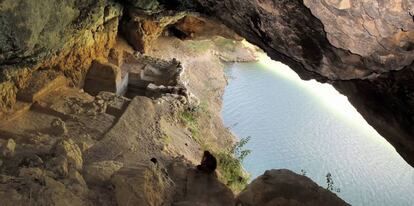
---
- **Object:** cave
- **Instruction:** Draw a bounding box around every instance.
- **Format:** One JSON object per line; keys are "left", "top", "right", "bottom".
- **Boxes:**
{"left": 0, "top": 0, "right": 413, "bottom": 205}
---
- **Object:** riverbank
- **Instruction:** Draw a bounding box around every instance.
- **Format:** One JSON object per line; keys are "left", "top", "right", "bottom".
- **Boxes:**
{"left": 148, "top": 36, "right": 260, "bottom": 191}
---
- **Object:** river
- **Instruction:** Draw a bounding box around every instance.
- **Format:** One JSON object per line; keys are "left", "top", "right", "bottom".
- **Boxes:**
{"left": 221, "top": 55, "right": 414, "bottom": 206}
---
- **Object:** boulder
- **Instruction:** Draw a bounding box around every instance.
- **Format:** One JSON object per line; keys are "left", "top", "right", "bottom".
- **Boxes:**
{"left": 84, "top": 160, "right": 123, "bottom": 184}
{"left": 46, "top": 156, "right": 69, "bottom": 178}
{"left": 1, "top": 138, "right": 16, "bottom": 157}
{"left": 0, "top": 188, "right": 25, "bottom": 206}
{"left": 236, "top": 169, "right": 349, "bottom": 206}
{"left": 68, "top": 168, "right": 87, "bottom": 187}
{"left": 53, "top": 139, "right": 83, "bottom": 170}
{"left": 40, "top": 176, "right": 86, "bottom": 206}
{"left": 18, "top": 167, "right": 45, "bottom": 181}
{"left": 17, "top": 70, "right": 67, "bottom": 103}
{"left": 111, "top": 164, "right": 174, "bottom": 206}
{"left": 84, "top": 59, "right": 128, "bottom": 96}
{"left": 51, "top": 118, "right": 68, "bottom": 136}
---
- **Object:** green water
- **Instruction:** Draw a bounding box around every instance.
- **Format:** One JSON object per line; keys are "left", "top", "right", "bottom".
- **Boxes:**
{"left": 222, "top": 56, "right": 414, "bottom": 206}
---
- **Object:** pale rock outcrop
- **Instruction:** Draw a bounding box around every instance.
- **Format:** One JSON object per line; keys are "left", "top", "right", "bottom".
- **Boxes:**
{"left": 111, "top": 164, "right": 174, "bottom": 206}
{"left": 84, "top": 59, "right": 128, "bottom": 96}
{"left": 84, "top": 160, "right": 124, "bottom": 184}
{"left": 53, "top": 139, "right": 83, "bottom": 170}
{"left": 1, "top": 138, "right": 16, "bottom": 157}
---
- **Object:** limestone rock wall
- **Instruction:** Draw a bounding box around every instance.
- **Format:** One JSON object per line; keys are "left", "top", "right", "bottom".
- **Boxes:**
{"left": 1, "top": 0, "right": 414, "bottom": 168}
{"left": 174, "top": 0, "right": 414, "bottom": 81}
{"left": 0, "top": 0, "right": 122, "bottom": 111}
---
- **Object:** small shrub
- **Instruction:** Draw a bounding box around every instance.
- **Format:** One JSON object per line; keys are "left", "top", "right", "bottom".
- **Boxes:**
{"left": 179, "top": 104, "right": 251, "bottom": 193}
{"left": 300, "top": 169, "right": 307, "bottom": 176}
{"left": 231, "top": 136, "right": 251, "bottom": 162}
{"left": 179, "top": 110, "right": 201, "bottom": 142}
{"left": 326, "top": 173, "right": 341, "bottom": 193}
{"left": 215, "top": 137, "right": 251, "bottom": 193}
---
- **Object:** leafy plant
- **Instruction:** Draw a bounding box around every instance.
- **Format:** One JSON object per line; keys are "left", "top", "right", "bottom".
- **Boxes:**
{"left": 179, "top": 104, "right": 251, "bottom": 193}
{"left": 231, "top": 136, "right": 251, "bottom": 162}
{"left": 300, "top": 169, "right": 307, "bottom": 176}
{"left": 326, "top": 173, "right": 341, "bottom": 193}
{"left": 215, "top": 137, "right": 251, "bottom": 193}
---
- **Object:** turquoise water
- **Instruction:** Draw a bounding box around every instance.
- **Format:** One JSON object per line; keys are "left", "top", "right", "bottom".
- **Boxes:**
{"left": 221, "top": 55, "right": 414, "bottom": 206}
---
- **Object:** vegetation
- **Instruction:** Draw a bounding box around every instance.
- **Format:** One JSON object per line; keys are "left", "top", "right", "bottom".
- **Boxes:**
{"left": 326, "top": 173, "right": 341, "bottom": 193}
{"left": 300, "top": 169, "right": 307, "bottom": 176}
{"left": 186, "top": 40, "right": 212, "bottom": 53}
{"left": 214, "top": 37, "right": 237, "bottom": 52}
{"left": 214, "top": 136, "right": 251, "bottom": 192}
{"left": 162, "top": 134, "right": 172, "bottom": 145}
{"left": 179, "top": 103, "right": 252, "bottom": 193}
{"left": 179, "top": 110, "right": 201, "bottom": 142}
{"left": 179, "top": 101, "right": 210, "bottom": 142}
{"left": 185, "top": 37, "right": 238, "bottom": 54}
{"left": 300, "top": 170, "right": 341, "bottom": 193}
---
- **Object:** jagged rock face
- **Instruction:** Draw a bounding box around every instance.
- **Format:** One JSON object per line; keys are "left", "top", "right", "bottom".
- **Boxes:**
{"left": 0, "top": 0, "right": 120, "bottom": 66}
{"left": 305, "top": 0, "right": 414, "bottom": 61}
{"left": 334, "top": 64, "right": 414, "bottom": 166}
{"left": 179, "top": 0, "right": 414, "bottom": 81}
{"left": 120, "top": 11, "right": 186, "bottom": 53}
{"left": 0, "top": 0, "right": 122, "bottom": 111}
{"left": 171, "top": 16, "right": 242, "bottom": 40}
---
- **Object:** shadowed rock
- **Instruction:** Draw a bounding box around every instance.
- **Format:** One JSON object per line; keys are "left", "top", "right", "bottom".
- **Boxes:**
{"left": 237, "top": 169, "right": 350, "bottom": 206}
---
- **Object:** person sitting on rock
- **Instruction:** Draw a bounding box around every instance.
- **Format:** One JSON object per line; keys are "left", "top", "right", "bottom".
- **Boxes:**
{"left": 197, "top": 151, "right": 217, "bottom": 174}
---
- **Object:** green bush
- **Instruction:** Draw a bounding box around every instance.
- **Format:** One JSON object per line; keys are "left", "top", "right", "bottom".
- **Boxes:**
{"left": 179, "top": 105, "right": 251, "bottom": 193}
{"left": 215, "top": 137, "right": 251, "bottom": 193}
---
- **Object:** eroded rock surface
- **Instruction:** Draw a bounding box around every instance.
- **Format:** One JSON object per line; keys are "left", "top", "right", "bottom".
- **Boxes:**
{"left": 111, "top": 164, "right": 174, "bottom": 206}
{"left": 1, "top": 2, "right": 414, "bottom": 168}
